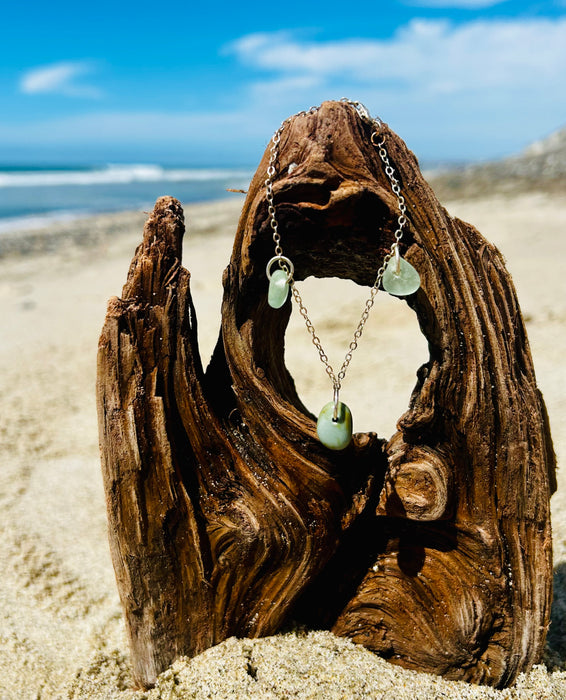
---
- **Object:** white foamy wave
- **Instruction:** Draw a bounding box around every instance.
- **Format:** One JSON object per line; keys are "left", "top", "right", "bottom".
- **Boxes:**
{"left": 0, "top": 165, "right": 252, "bottom": 188}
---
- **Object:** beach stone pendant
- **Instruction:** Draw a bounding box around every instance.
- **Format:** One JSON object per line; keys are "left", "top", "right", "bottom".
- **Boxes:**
{"left": 317, "top": 401, "right": 353, "bottom": 450}
{"left": 268, "top": 269, "right": 290, "bottom": 309}
{"left": 382, "top": 256, "right": 421, "bottom": 297}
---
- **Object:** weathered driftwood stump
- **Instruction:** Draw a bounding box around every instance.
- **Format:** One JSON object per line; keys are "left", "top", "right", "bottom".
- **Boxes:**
{"left": 97, "top": 101, "right": 556, "bottom": 689}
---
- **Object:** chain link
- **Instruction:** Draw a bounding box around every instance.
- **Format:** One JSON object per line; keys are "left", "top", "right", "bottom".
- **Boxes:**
{"left": 265, "top": 99, "right": 409, "bottom": 393}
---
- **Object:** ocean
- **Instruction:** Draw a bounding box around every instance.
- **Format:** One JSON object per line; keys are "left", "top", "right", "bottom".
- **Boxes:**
{"left": 0, "top": 164, "right": 253, "bottom": 233}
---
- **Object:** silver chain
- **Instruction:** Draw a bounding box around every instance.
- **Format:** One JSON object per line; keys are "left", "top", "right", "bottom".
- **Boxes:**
{"left": 264, "top": 99, "right": 409, "bottom": 395}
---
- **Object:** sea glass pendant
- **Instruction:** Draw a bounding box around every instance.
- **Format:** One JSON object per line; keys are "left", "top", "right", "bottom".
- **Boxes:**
{"left": 382, "top": 255, "right": 421, "bottom": 297}
{"left": 266, "top": 255, "right": 294, "bottom": 309}
{"left": 268, "top": 268, "right": 290, "bottom": 309}
{"left": 317, "top": 401, "right": 353, "bottom": 450}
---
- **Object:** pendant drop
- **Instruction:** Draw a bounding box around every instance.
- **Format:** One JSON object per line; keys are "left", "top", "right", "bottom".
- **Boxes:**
{"left": 317, "top": 400, "right": 353, "bottom": 450}
{"left": 382, "top": 255, "right": 421, "bottom": 297}
{"left": 266, "top": 255, "right": 294, "bottom": 309}
{"left": 268, "top": 268, "right": 290, "bottom": 308}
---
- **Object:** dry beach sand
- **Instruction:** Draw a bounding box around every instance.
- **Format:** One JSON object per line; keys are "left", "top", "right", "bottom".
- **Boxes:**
{"left": 1, "top": 192, "right": 566, "bottom": 699}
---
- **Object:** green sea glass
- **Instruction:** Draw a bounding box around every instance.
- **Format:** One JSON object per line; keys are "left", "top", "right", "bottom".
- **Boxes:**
{"left": 382, "top": 256, "right": 421, "bottom": 297}
{"left": 317, "top": 401, "right": 353, "bottom": 450}
{"left": 268, "top": 269, "right": 290, "bottom": 309}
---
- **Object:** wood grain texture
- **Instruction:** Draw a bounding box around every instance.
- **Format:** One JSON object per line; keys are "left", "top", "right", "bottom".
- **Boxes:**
{"left": 97, "top": 101, "right": 556, "bottom": 689}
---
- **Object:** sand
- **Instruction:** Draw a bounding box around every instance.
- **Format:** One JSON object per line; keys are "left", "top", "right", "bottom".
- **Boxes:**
{"left": 0, "top": 192, "right": 565, "bottom": 699}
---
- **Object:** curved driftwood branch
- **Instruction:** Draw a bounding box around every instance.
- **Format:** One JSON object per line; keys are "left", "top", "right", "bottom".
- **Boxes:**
{"left": 97, "top": 101, "right": 555, "bottom": 689}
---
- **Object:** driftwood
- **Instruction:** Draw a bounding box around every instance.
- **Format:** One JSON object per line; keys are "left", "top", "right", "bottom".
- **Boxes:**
{"left": 96, "top": 101, "right": 556, "bottom": 689}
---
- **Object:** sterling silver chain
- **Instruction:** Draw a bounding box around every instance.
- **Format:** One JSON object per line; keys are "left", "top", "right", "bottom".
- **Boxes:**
{"left": 264, "top": 99, "right": 409, "bottom": 399}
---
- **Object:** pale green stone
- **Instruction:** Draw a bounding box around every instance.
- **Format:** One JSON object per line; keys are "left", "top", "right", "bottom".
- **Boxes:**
{"left": 268, "top": 269, "right": 290, "bottom": 309}
{"left": 382, "top": 256, "right": 421, "bottom": 297}
{"left": 317, "top": 401, "right": 353, "bottom": 450}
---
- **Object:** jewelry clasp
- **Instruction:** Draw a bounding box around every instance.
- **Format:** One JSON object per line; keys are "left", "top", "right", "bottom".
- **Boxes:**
{"left": 371, "top": 130, "right": 386, "bottom": 147}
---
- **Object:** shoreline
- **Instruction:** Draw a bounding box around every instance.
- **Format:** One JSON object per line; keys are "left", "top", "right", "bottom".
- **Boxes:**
{"left": 0, "top": 196, "right": 246, "bottom": 259}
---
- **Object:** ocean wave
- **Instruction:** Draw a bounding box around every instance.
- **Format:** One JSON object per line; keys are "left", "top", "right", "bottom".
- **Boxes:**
{"left": 0, "top": 164, "right": 252, "bottom": 188}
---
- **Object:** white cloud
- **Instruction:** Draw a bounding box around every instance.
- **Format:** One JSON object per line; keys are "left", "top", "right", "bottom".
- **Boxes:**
{"left": 20, "top": 61, "right": 102, "bottom": 98}
{"left": 223, "top": 18, "right": 566, "bottom": 160}
{"left": 4, "top": 17, "right": 566, "bottom": 164}
{"left": 229, "top": 19, "right": 566, "bottom": 95}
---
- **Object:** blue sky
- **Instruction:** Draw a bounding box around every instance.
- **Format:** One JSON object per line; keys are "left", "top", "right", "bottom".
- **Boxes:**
{"left": 1, "top": 0, "right": 565, "bottom": 166}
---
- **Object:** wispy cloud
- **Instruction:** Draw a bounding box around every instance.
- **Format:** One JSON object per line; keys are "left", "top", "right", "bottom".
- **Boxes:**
{"left": 224, "top": 18, "right": 566, "bottom": 159}
{"left": 228, "top": 19, "right": 566, "bottom": 95}
{"left": 20, "top": 61, "right": 102, "bottom": 98}
{"left": 5, "top": 17, "right": 566, "bottom": 164}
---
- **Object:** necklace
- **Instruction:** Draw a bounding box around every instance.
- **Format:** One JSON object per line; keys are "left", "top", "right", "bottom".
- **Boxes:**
{"left": 265, "top": 99, "right": 420, "bottom": 450}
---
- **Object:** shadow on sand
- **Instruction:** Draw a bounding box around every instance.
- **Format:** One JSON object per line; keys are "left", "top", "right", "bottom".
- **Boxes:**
{"left": 546, "top": 562, "right": 566, "bottom": 668}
